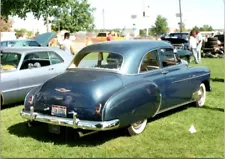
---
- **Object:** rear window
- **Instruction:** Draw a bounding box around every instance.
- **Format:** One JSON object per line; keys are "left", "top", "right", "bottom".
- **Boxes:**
{"left": 97, "top": 33, "right": 107, "bottom": 37}
{"left": 27, "top": 41, "right": 41, "bottom": 47}
{"left": 68, "top": 52, "right": 123, "bottom": 71}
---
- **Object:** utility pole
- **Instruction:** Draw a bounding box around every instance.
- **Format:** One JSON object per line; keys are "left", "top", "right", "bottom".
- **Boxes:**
{"left": 179, "top": 0, "right": 183, "bottom": 33}
{"left": 102, "top": 9, "right": 105, "bottom": 31}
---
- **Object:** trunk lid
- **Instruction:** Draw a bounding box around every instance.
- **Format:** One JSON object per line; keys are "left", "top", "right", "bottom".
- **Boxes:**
{"left": 33, "top": 69, "right": 124, "bottom": 121}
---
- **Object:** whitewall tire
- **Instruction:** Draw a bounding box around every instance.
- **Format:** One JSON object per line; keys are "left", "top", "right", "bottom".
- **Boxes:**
{"left": 195, "top": 83, "right": 206, "bottom": 107}
{"left": 128, "top": 119, "right": 147, "bottom": 136}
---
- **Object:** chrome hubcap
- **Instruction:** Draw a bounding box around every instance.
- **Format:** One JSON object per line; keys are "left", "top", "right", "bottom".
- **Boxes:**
{"left": 132, "top": 120, "right": 144, "bottom": 130}
{"left": 198, "top": 87, "right": 205, "bottom": 104}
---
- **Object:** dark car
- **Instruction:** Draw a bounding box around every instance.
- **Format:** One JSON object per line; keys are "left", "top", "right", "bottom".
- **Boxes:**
{"left": 20, "top": 40, "right": 211, "bottom": 137}
{"left": 161, "top": 32, "right": 192, "bottom": 62}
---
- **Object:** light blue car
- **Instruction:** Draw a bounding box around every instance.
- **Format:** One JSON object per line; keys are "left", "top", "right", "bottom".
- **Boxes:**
{"left": 0, "top": 32, "right": 56, "bottom": 47}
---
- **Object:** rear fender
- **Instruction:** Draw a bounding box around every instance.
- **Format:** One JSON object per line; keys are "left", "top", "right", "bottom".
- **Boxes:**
{"left": 24, "top": 85, "right": 42, "bottom": 110}
{"left": 102, "top": 81, "right": 162, "bottom": 128}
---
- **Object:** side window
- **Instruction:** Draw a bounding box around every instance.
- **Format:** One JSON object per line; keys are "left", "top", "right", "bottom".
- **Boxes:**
{"left": 1, "top": 42, "right": 7, "bottom": 47}
{"left": 139, "top": 50, "right": 160, "bottom": 73}
{"left": 49, "top": 52, "right": 64, "bottom": 64}
{"left": 20, "top": 52, "right": 51, "bottom": 70}
{"left": 160, "top": 48, "right": 178, "bottom": 68}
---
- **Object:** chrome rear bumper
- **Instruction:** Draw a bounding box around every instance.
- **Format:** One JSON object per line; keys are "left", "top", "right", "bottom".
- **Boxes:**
{"left": 20, "top": 107, "right": 120, "bottom": 131}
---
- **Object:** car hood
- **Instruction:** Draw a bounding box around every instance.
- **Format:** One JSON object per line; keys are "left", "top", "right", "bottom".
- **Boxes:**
{"left": 34, "top": 32, "right": 56, "bottom": 46}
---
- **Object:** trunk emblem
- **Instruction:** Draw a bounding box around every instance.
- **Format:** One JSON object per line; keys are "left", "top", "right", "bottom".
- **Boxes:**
{"left": 55, "top": 88, "right": 71, "bottom": 93}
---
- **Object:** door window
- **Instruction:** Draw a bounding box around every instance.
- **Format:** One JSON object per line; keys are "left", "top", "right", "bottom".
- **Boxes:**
{"left": 1, "top": 42, "right": 7, "bottom": 47}
{"left": 20, "top": 52, "right": 51, "bottom": 70}
{"left": 139, "top": 50, "right": 160, "bottom": 73}
{"left": 48, "top": 51, "right": 64, "bottom": 64}
{"left": 159, "top": 48, "right": 178, "bottom": 68}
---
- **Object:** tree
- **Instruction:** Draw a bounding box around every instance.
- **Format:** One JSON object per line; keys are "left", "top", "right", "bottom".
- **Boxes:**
{"left": 192, "top": 26, "right": 199, "bottom": 31}
{"left": 51, "top": 0, "right": 95, "bottom": 32}
{"left": 200, "top": 25, "right": 213, "bottom": 31}
{"left": 151, "top": 15, "right": 168, "bottom": 35}
{"left": 1, "top": 0, "right": 66, "bottom": 20}
{"left": 0, "top": 17, "right": 13, "bottom": 32}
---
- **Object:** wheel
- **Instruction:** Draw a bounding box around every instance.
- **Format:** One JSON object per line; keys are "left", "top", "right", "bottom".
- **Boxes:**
{"left": 128, "top": 119, "right": 147, "bottom": 136}
{"left": 195, "top": 83, "right": 206, "bottom": 107}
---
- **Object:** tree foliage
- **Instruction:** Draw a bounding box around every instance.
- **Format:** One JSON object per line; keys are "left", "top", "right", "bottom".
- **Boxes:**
{"left": 151, "top": 15, "right": 168, "bottom": 35}
{"left": 200, "top": 25, "right": 213, "bottom": 31}
{"left": 1, "top": 0, "right": 66, "bottom": 20}
{"left": 192, "top": 25, "right": 213, "bottom": 31}
{"left": 51, "top": 0, "right": 95, "bottom": 32}
{"left": 0, "top": 17, "right": 13, "bottom": 32}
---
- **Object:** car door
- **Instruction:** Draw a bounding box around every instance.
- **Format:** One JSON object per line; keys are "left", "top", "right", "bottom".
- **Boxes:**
{"left": 158, "top": 48, "right": 193, "bottom": 109}
{"left": 0, "top": 53, "right": 22, "bottom": 105}
{"left": 18, "top": 51, "right": 57, "bottom": 101}
{"left": 139, "top": 50, "right": 167, "bottom": 111}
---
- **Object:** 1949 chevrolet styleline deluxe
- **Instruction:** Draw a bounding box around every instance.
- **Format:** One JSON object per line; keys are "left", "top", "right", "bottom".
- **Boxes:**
{"left": 20, "top": 40, "right": 211, "bottom": 137}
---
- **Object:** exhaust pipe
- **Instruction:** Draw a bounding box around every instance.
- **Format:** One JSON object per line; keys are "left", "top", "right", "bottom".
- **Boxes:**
{"left": 77, "top": 130, "right": 99, "bottom": 138}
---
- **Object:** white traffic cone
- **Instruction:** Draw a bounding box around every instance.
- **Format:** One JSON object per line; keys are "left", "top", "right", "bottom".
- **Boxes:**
{"left": 189, "top": 125, "right": 197, "bottom": 133}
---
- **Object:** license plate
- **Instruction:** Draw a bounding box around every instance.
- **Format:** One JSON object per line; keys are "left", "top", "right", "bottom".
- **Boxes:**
{"left": 48, "top": 124, "right": 60, "bottom": 134}
{"left": 51, "top": 105, "right": 67, "bottom": 117}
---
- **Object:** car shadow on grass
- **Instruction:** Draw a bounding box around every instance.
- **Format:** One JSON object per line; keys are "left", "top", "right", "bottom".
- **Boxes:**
{"left": 7, "top": 121, "right": 130, "bottom": 147}
{"left": 191, "top": 105, "right": 224, "bottom": 112}
{"left": 8, "top": 105, "right": 190, "bottom": 147}
{"left": 1, "top": 101, "right": 24, "bottom": 110}
{"left": 8, "top": 104, "right": 221, "bottom": 146}
{"left": 210, "top": 77, "right": 224, "bottom": 83}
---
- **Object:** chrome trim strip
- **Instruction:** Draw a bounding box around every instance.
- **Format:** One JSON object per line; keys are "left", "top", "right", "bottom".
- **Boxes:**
{"left": 156, "top": 100, "right": 192, "bottom": 115}
{"left": 172, "top": 73, "right": 210, "bottom": 84}
{"left": 152, "top": 93, "right": 162, "bottom": 117}
{"left": 2, "top": 84, "right": 41, "bottom": 93}
{"left": 20, "top": 107, "right": 120, "bottom": 131}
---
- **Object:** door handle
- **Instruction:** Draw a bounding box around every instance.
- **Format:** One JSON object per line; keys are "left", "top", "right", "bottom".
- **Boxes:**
{"left": 190, "top": 74, "right": 196, "bottom": 78}
{"left": 162, "top": 70, "right": 169, "bottom": 74}
{"left": 49, "top": 68, "right": 54, "bottom": 70}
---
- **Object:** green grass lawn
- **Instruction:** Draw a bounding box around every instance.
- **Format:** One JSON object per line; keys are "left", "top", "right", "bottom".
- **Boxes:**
{"left": 0, "top": 58, "right": 224, "bottom": 158}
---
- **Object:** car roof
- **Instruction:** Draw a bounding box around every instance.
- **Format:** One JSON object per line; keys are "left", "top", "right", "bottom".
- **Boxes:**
{"left": 0, "top": 47, "right": 62, "bottom": 55}
{"left": 79, "top": 40, "right": 173, "bottom": 56}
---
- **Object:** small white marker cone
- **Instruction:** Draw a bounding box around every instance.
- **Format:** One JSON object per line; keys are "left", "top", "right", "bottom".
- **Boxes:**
{"left": 189, "top": 125, "right": 197, "bottom": 133}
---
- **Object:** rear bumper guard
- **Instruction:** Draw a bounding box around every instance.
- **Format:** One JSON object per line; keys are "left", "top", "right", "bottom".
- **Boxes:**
{"left": 20, "top": 106, "right": 120, "bottom": 131}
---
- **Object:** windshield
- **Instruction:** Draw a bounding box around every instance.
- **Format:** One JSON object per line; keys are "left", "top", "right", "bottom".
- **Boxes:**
{"left": 1, "top": 52, "right": 21, "bottom": 70}
{"left": 68, "top": 52, "right": 123, "bottom": 71}
{"left": 97, "top": 33, "right": 107, "bottom": 37}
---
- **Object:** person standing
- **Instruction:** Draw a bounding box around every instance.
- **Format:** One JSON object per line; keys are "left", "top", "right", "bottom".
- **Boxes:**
{"left": 106, "top": 31, "right": 113, "bottom": 41}
{"left": 196, "top": 29, "right": 203, "bottom": 62}
{"left": 60, "top": 32, "right": 76, "bottom": 56}
{"left": 189, "top": 30, "right": 199, "bottom": 64}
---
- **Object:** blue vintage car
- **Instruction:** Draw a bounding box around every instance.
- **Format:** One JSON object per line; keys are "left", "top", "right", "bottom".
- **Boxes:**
{"left": 20, "top": 40, "right": 211, "bottom": 137}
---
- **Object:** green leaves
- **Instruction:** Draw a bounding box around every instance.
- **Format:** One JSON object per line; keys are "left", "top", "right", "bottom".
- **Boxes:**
{"left": 50, "top": 0, "right": 95, "bottom": 32}
{"left": 151, "top": 15, "right": 168, "bottom": 35}
{"left": 1, "top": 0, "right": 95, "bottom": 32}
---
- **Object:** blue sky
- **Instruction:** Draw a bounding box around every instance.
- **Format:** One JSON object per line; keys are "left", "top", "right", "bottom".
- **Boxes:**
{"left": 12, "top": 0, "right": 224, "bottom": 32}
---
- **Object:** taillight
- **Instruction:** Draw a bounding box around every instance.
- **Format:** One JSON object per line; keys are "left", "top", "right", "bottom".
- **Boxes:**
{"left": 95, "top": 103, "right": 102, "bottom": 114}
{"left": 28, "top": 96, "right": 34, "bottom": 105}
